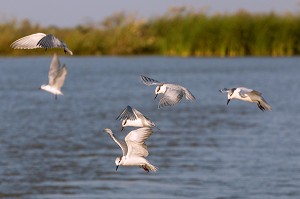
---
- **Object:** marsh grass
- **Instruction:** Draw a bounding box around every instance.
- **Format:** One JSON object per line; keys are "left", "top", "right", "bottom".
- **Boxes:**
{"left": 2, "top": 9, "right": 300, "bottom": 56}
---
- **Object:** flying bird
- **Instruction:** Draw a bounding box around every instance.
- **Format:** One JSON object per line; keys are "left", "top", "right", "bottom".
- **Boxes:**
{"left": 40, "top": 54, "right": 67, "bottom": 99}
{"left": 219, "top": 87, "right": 272, "bottom": 111}
{"left": 104, "top": 127, "right": 157, "bottom": 172}
{"left": 116, "top": 105, "right": 157, "bottom": 131}
{"left": 10, "top": 33, "right": 73, "bottom": 55}
{"left": 140, "top": 75, "right": 195, "bottom": 109}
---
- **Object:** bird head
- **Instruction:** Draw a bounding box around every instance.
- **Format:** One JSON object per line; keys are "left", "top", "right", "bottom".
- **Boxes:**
{"left": 219, "top": 88, "right": 235, "bottom": 105}
{"left": 155, "top": 85, "right": 165, "bottom": 99}
{"left": 115, "top": 156, "right": 122, "bottom": 171}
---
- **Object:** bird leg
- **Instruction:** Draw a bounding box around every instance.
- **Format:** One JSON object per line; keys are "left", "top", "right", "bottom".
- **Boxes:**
{"left": 140, "top": 165, "right": 150, "bottom": 173}
{"left": 257, "top": 102, "right": 265, "bottom": 112}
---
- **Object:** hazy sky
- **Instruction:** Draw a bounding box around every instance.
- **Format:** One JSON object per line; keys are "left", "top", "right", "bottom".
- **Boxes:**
{"left": 1, "top": 0, "right": 299, "bottom": 27}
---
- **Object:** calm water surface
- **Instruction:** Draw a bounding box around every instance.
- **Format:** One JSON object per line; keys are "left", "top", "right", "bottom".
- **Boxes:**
{"left": 0, "top": 56, "right": 299, "bottom": 199}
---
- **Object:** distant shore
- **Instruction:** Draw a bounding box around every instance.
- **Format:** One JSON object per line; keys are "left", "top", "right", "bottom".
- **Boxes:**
{"left": 2, "top": 9, "right": 300, "bottom": 57}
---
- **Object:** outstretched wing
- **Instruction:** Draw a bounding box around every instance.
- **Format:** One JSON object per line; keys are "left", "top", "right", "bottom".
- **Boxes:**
{"left": 219, "top": 88, "right": 230, "bottom": 93}
{"left": 140, "top": 75, "right": 162, "bottom": 86}
{"left": 104, "top": 128, "right": 128, "bottom": 156}
{"left": 53, "top": 64, "right": 67, "bottom": 90}
{"left": 158, "top": 87, "right": 184, "bottom": 108}
{"left": 116, "top": 105, "right": 137, "bottom": 121}
{"left": 37, "top": 34, "right": 66, "bottom": 49}
{"left": 182, "top": 87, "right": 195, "bottom": 101}
{"left": 48, "top": 54, "right": 60, "bottom": 85}
{"left": 10, "top": 33, "right": 46, "bottom": 49}
{"left": 125, "top": 127, "right": 153, "bottom": 158}
{"left": 238, "top": 87, "right": 257, "bottom": 98}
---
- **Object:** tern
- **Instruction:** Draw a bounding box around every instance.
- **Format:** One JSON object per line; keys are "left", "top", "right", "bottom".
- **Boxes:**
{"left": 104, "top": 127, "right": 157, "bottom": 172}
{"left": 140, "top": 75, "right": 195, "bottom": 109}
{"left": 116, "top": 105, "right": 157, "bottom": 131}
{"left": 40, "top": 54, "right": 67, "bottom": 99}
{"left": 219, "top": 87, "right": 272, "bottom": 111}
{"left": 10, "top": 33, "right": 73, "bottom": 55}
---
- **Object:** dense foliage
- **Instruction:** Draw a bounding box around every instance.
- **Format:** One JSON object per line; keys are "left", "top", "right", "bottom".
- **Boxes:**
{"left": 1, "top": 9, "right": 300, "bottom": 56}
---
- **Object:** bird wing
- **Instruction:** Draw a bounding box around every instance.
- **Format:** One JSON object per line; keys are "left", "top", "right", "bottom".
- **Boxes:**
{"left": 37, "top": 34, "right": 65, "bottom": 49}
{"left": 104, "top": 128, "right": 128, "bottom": 156}
{"left": 238, "top": 87, "right": 255, "bottom": 98}
{"left": 140, "top": 75, "right": 162, "bottom": 86}
{"left": 246, "top": 90, "right": 263, "bottom": 100}
{"left": 53, "top": 64, "right": 67, "bottom": 90}
{"left": 133, "top": 108, "right": 156, "bottom": 127}
{"left": 158, "top": 87, "right": 184, "bottom": 108}
{"left": 116, "top": 105, "right": 137, "bottom": 121}
{"left": 219, "top": 88, "right": 230, "bottom": 93}
{"left": 249, "top": 90, "right": 262, "bottom": 96}
{"left": 48, "top": 54, "right": 60, "bottom": 85}
{"left": 182, "top": 87, "right": 196, "bottom": 100}
{"left": 10, "top": 33, "right": 46, "bottom": 49}
{"left": 131, "top": 108, "right": 146, "bottom": 119}
{"left": 125, "top": 127, "right": 153, "bottom": 158}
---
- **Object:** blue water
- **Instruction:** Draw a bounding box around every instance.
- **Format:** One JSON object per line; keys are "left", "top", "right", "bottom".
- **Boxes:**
{"left": 0, "top": 56, "right": 299, "bottom": 199}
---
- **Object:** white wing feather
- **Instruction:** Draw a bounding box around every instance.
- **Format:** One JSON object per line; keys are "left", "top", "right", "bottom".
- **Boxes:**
{"left": 48, "top": 54, "right": 60, "bottom": 85}
{"left": 140, "top": 75, "right": 162, "bottom": 86}
{"left": 125, "top": 127, "right": 153, "bottom": 158}
{"left": 10, "top": 33, "right": 46, "bottom": 49}
{"left": 53, "top": 65, "right": 67, "bottom": 90}
{"left": 104, "top": 128, "right": 128, "bottom": 156}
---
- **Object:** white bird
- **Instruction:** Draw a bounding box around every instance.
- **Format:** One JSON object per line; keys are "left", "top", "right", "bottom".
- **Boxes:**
{"left": 104, "top": 127, "right": 157, "bottom": 172}
{"left": 116, "top": 105, "right": 157, "bottom": 131}
{"left": 219, "top": 87, "right": 272, "bottom": 111}
{"left": 40, "top": 54, "right": 67, "bottom": 99}
{"left": 140, "top": 75, "right": 195, "bottom": 109}
{"left": 10, "top": 33, "right": 73, "bottom": 55}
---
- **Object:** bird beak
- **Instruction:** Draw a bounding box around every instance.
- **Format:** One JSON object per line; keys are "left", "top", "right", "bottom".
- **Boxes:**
{"left": 227, "top": 99, "right": 231, "bottom": 105}
{"left": 116, "top": 165, "right": 119, "bottom": 171}
{"left": 154, "top": 94, "right": 158, "bottom": 99}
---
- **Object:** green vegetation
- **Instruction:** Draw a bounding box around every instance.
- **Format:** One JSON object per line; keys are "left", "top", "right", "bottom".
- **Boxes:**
{"left": 2, "top": 8, "right": 300, "bottom": 56}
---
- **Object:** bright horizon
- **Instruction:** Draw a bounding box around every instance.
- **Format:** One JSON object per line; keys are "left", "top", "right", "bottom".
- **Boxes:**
{"left": 1, "top": 0, "right": 299, "bottom": 27}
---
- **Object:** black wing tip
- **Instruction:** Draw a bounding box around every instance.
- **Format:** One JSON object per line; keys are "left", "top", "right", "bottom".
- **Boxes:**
{"left": 116, "top": 105, "right": 134, "bottom": 120}
{"left": 140, "top": 75, "right": 149, "bottom": 81}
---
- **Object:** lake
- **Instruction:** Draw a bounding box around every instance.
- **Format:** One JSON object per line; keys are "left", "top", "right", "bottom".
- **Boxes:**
{"left": 0, "top": 56, "right": 299, "bottom": 199}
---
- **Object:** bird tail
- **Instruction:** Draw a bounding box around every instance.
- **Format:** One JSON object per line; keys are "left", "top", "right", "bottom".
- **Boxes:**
{"left": 184, "top": 88, "right": 196, "bottom": 101}
{"left": 145, "top": 162, "right": 158, "bottom": 172}
{"left": 259, "top": 98, "right": 272, "bottom": 111}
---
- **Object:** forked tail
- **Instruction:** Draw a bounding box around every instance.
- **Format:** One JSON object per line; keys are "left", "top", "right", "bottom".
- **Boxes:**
{"left": 259, "top": 98, "right": 272, "bottom": 111}
{"left": 142, "top": 162, "right": 158, "bottom": 172}
{"left": 184, "top": 88, "right": 196, "bottom": 101}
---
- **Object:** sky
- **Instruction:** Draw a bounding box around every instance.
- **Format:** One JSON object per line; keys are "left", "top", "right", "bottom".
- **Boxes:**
{"left": 0, "top": 0, "right": 299, "bottom": 27}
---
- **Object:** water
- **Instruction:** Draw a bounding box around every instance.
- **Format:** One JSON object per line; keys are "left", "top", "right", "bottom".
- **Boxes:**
{"left": 0, "top": 56, "right": 299, "bottom": 199}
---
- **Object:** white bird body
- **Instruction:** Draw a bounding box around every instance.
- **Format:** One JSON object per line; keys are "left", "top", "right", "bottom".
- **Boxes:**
{"left": 219, "top": 87, "right": 272, "bottom": 111}
{"left": 140, "top": 75, "right": 195, "bottom": 109}
{"left": 40, "top": 54, "right": 67, "bottom": 99}
{"left": 104, "top": 127, "right": 157, "bottom": 172}
{"left": 40, "top": 85, "right": 63, "bottom": 96}
{"left": 10, "top": 33, "right": 73, "bottom": 55}
{"left": 116, "top": 105, "right": 156, "bottom": 131}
